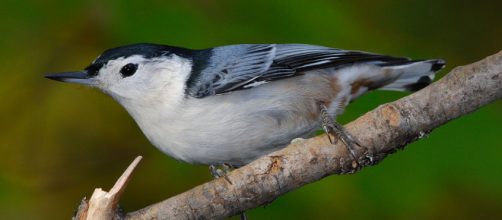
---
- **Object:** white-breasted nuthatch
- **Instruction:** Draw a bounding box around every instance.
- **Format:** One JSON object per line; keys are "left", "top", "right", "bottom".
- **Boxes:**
{"left": 46, "top": 43, "right": 445, "bottom": 168}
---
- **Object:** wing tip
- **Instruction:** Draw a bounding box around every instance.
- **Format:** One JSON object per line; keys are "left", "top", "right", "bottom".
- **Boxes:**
{"left": 430, "top": 59, "right": 446, "bottom": 72}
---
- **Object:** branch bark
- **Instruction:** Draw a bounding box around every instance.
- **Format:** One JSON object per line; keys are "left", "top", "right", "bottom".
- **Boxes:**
{"left": 122, "top": 51, "right": 501, "bottom": 219}
{"left": 74, "top": 156, "right": 143, "bottom": 220}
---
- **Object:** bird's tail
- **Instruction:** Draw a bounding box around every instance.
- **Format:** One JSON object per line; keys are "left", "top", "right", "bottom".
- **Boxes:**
{"left": 378, "top": 59, "right": 446, "bottom": 92}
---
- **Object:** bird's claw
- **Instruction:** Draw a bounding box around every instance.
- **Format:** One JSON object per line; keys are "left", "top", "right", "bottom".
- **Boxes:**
{"left": 209, "top": 164, "right": 247, "bottom": 220}
{"left": 209, "top": 164, "right": 233, "bottom": 184}
{"left": 319, "top": 103, "right": 363, "bottom": 160}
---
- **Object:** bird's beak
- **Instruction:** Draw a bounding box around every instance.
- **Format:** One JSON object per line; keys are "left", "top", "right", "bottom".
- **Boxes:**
{"left": 45, "top": 71, "right": 94, "bottom": 85}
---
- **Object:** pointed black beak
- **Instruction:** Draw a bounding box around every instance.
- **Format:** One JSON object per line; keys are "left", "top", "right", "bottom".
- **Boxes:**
{"left": 45, "top": 71, "right": 94, "bottom": 85}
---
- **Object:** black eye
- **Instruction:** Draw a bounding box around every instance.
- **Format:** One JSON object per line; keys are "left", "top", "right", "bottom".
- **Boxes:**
{"left": 120, "top": 63, "right": 138, "bottom": 77}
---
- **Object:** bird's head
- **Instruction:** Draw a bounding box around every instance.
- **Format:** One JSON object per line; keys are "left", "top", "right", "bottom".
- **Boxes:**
{"left": 46, "top": 43, "right": 194, "bottom": 104}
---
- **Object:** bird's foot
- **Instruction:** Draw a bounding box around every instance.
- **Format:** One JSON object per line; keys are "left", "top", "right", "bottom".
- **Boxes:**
{"left": 209, "top": 164, "right": 247, "bottom": 220}
{"left": 319, "top": 103, "right": 362, "bottom": 159}
{"left": 209, "top": 163, "right": 233, "bottom": 184}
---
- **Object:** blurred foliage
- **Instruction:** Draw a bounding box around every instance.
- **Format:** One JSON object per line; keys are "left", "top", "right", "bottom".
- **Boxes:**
{"left": 0, "top": 0, "right": 501, "bottom": 219}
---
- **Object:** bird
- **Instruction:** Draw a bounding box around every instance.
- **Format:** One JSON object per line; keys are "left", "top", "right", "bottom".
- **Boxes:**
{"left": 46, "top": 43, "right": 445, "bottom": 172}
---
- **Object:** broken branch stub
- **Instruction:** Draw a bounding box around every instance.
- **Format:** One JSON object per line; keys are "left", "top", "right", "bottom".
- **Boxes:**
{"left": 73, "top": 156, "right": 143, "bottom": 220}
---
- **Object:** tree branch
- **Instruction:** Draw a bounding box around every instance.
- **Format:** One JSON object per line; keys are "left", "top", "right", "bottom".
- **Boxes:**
{"left": 119, "top": 51, "right": 501, "bottom": 219}
{"left": 74, "top": 156, "right": 143, "bottom": 220}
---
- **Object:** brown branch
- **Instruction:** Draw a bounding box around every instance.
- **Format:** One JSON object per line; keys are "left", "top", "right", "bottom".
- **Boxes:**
{"left": 116, "top": 51, "right": 500, "bottom": 219}
{"left": 73, "top": 156, "right": 143, "bottom": 220}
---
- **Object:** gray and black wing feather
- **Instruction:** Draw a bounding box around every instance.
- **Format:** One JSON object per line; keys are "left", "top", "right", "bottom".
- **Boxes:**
{"left": 186, "top": 44, "right": 416, "bottom": 98}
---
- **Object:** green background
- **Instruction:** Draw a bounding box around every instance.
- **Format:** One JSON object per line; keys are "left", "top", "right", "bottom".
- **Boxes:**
{"left": 1, "top": 0, "right": 501, "bottom": 219}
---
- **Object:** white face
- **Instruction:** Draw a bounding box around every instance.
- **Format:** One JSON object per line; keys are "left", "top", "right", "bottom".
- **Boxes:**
{"left": 90, "top": 54, "right": 192, "bottom": 105}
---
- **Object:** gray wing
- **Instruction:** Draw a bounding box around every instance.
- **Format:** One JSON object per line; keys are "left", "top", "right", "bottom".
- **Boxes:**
{"left": 187, "top": 44, "right": 409, "bottom": 98}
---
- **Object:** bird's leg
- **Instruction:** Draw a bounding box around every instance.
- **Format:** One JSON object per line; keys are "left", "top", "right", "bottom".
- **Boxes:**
{"left": 209, "top": 164, "right": 247, "bottom": 220}
{"left": 319, "top": 102, "right": 361, "bottom": 159}
{"left": 239, "top": 212, "right": 248, "bottom": 220}
{"left": 209, "top": 163, "right": 233, "bottom": 184}
{"left": 209, "top": 165, "right": 224, "bottom": 178}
